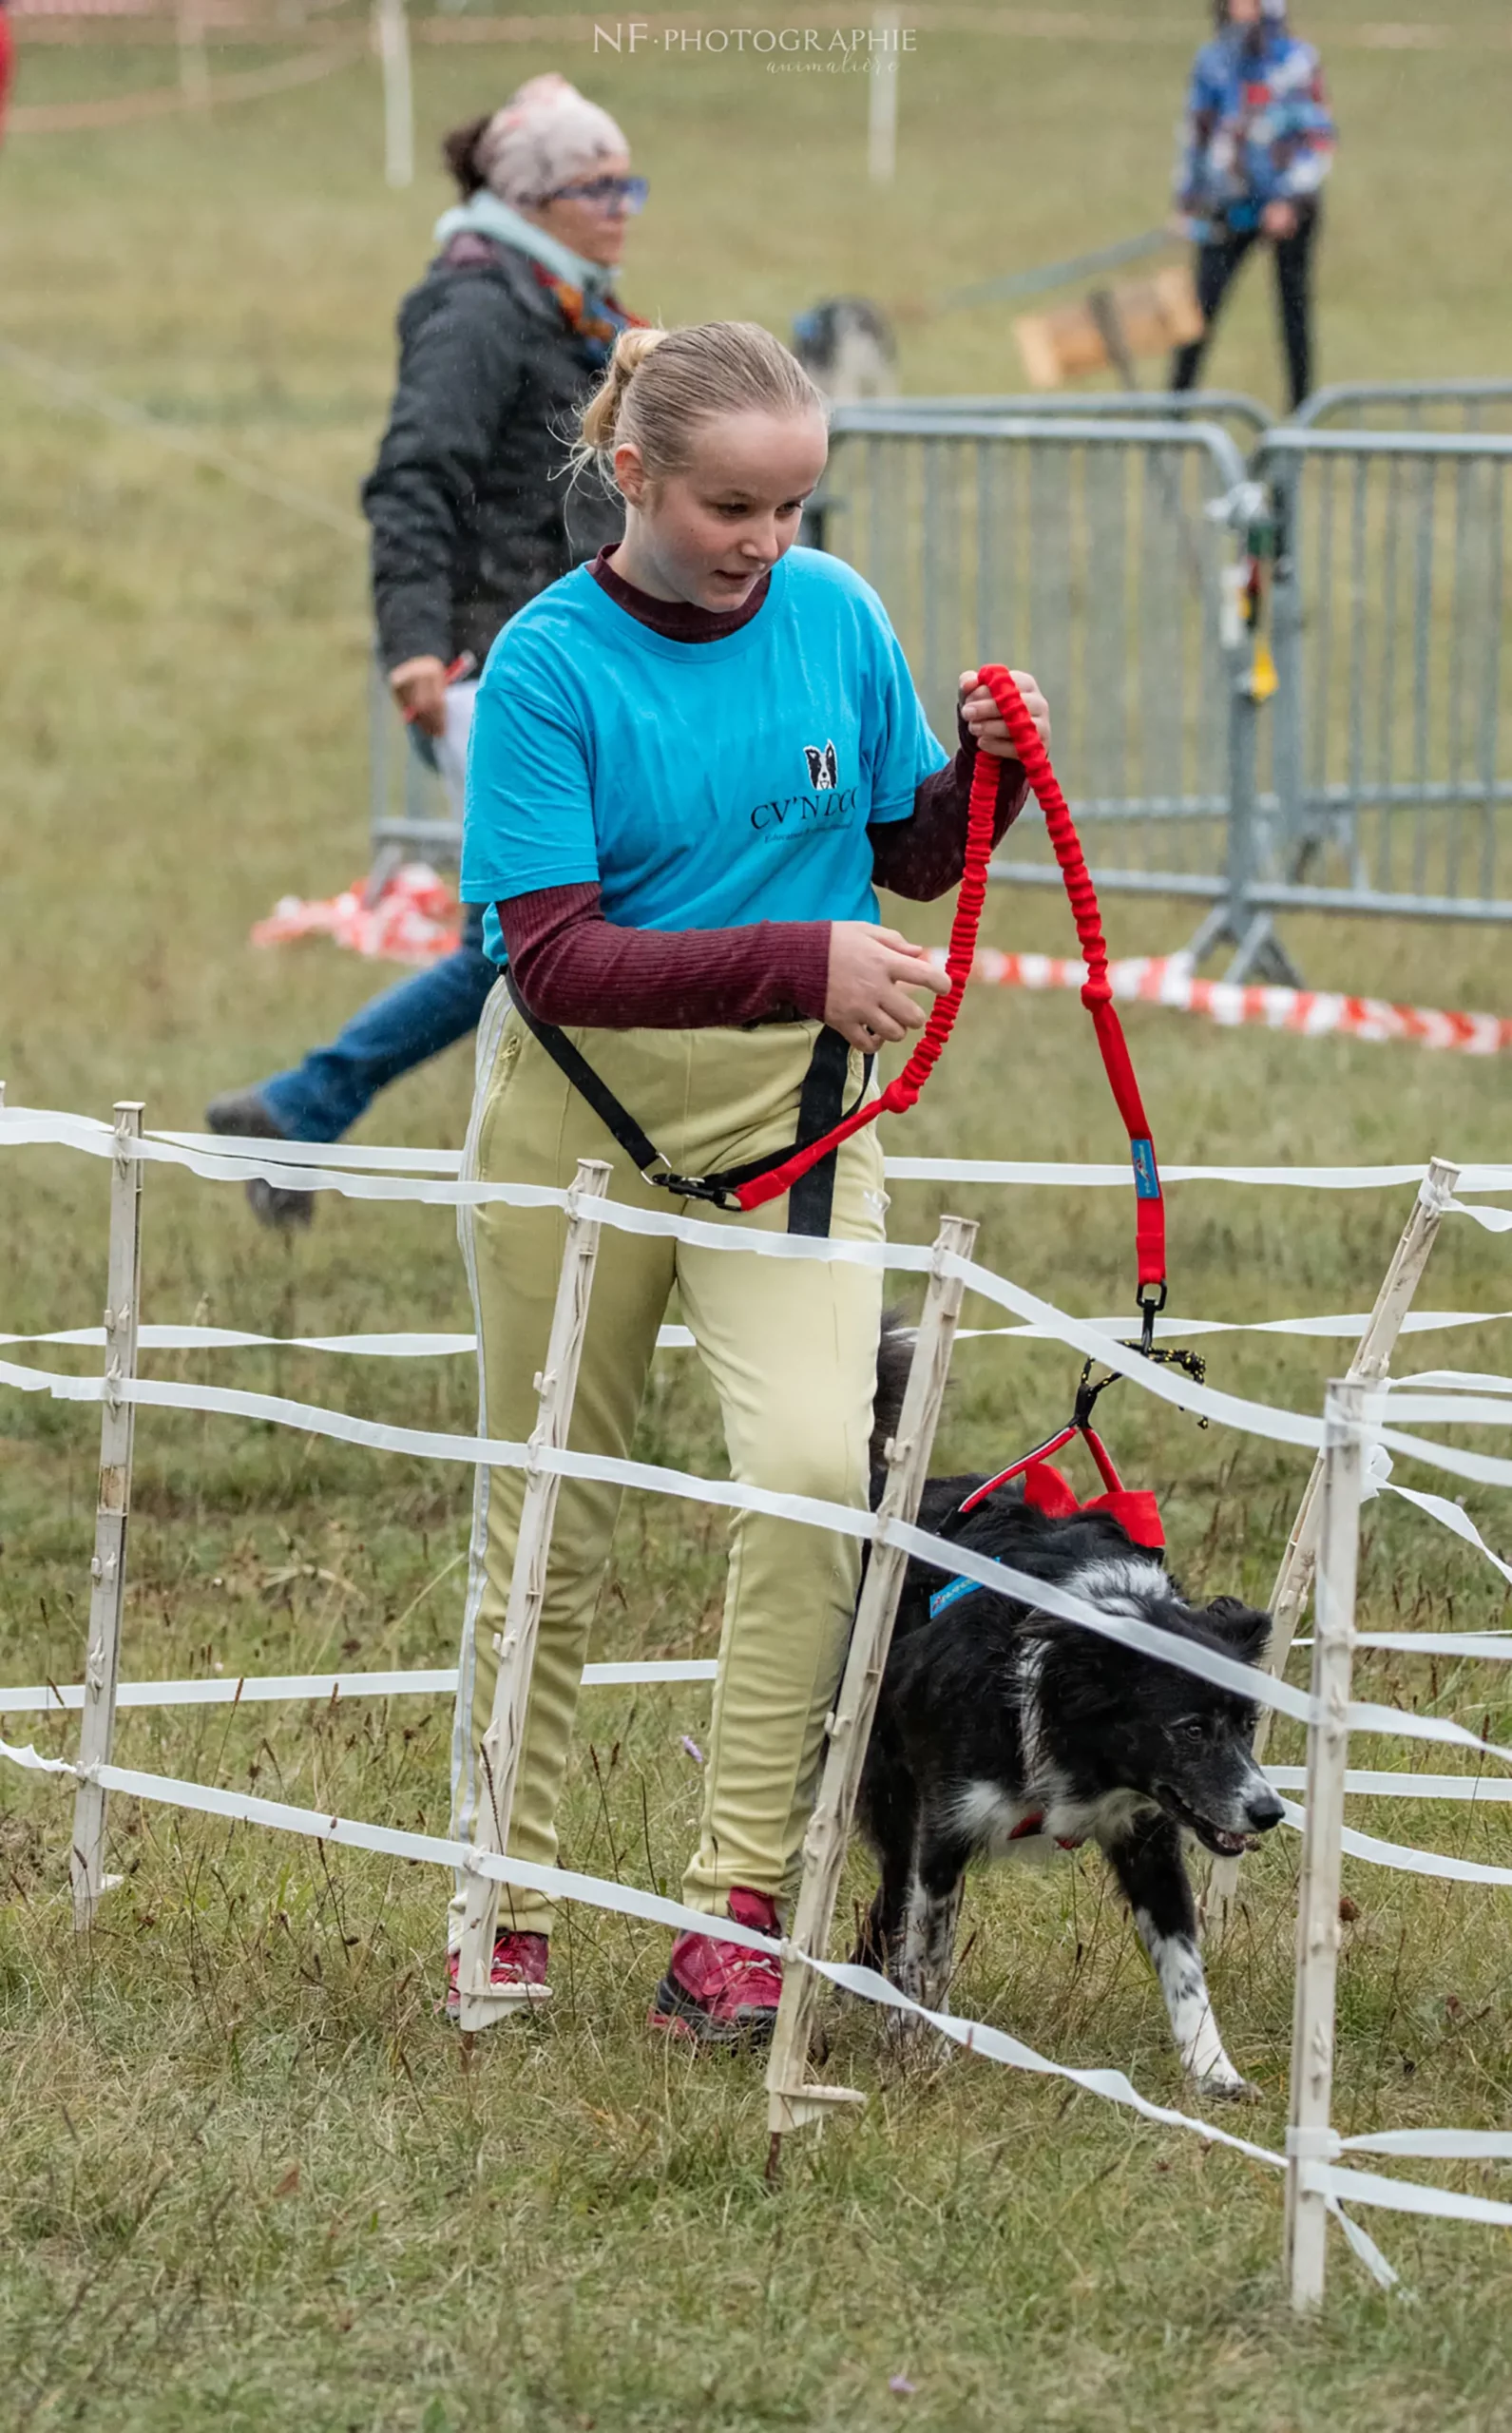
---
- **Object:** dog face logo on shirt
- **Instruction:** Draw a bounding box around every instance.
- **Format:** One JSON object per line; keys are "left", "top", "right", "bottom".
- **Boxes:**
{"left": 747, "top": 739, "right": 856, "bottom": 837}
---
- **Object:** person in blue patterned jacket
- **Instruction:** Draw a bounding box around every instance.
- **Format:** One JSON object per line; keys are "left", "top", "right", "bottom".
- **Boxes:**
{"left": 1170, "top": 0, "right": 1336, "bottom": 411}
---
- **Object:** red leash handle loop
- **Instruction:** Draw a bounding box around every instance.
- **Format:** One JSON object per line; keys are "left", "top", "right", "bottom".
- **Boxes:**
{"left": 881, "top": 741, "right": 1003, "bottom": 1111}
{"left": 975, "top": 667, "right": 1167, "bottom": 1303}
{"left": 733, "top": 665, "right": 1167, "bottom": 1314}
{"left": 976, "top": 671, "right": 1109, "bottom": 1012}
{"left": 732, "top": 743, "right": 1002, "bottom": 1211}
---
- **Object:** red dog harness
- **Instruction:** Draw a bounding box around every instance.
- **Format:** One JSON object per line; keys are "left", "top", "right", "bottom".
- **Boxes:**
{"left": 924, "top": 1442, "right": 1152, "bottom": 1851}
{"left": 1007, "top": 1809, "right": 1084, "bottom": 1851}
{"left": 956, "top": 1440, "right": 1164, "bottom": 1550}
{"left": 925, "top": 1344, "right": 1167, "bottom": 1628}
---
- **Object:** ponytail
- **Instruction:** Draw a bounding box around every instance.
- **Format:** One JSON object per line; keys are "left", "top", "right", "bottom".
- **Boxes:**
{"left": 575, "top": 320, "right": 822, "bottom": 487}
{"left": 577, "top": 327, "right": 668, "bottom": 460}
{"left": 440, "top": 113, "right": 492, "bottom": 200}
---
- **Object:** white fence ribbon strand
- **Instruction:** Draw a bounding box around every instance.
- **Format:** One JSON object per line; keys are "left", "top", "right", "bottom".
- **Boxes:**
{"left": 14, "top": 1100, "right": 1512, "bottom": 2285}
{"left": 1348, "top": 1633, "right": 1512, "bottom": 1659}
{"left": 0, "top": 1724, "right": 1282, "bottom": 2166}
{"left": 0, "top": 1679, "right": 1503, "bottom": 1793}
{"left": 0, "top": 1325, "right": 482, "bottom": 1359}
{"left": 12, "top": 1306, "right": 1512, "bottom": 1366}
{"left": 1277, "top": 1798, "right": 1512, "bottom": 1888}
{"left": 1342, "top": 2129, "right": 1512, "bottom": 2160}
{"left": 0, "top": 1658, "right": 717, "bottom": 1715}
{"left": 886, "top": 1155, "right": 1428, "bottom": 1190}
{"left": 1384, "top": 1393, "right": 1512, "bottom": 1427}
{"left": 9, "top": 1356, "right": 1512, "bottom": 1764}
{"left": 17, "top": 1108, "right": 1512, "bottom": 1463}
{"left": 17, "top": 1726, "right": 1501, "bottom": 2278}
{"left": 1303, "top": 2161, "right": 1512, "bottom": 2231}
{"left": 150, "top": 1129, "right": 465, "bottom": 1175}
{"left": 9, "top": 1104, "right": 1512, "bottom": 1202}
{"left": 1393, "top": 1370, "right": 1512, "bottom": 1393}
{"left": 943, "top": 1255, "right": 1323, "bottom": 1446}
{"left": 1382, "top": 1427, "right": 1512, "bottom": 1496}
{"left": 1382, "top": 1481, "right": 1512, "bottom": 1593}
{"left": 1341, "top": 2129, "right": 1512, "bottom": 2160}
{"left": 1450, "top": 1197, "right": 1512, "bottom": 1236}
{"left": 0, "top": 1355, "right": 1330, "bottom": 1724}
{"left": 1267, "top": 1768, "right": 1512, "bottom": 1801}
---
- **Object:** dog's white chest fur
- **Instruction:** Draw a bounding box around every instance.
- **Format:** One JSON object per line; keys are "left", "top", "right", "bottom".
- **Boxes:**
{"left": 950, "top": 1779, "right": 1149, "bottom": 1862}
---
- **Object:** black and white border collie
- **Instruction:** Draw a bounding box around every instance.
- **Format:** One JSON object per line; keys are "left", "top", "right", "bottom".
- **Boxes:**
{"left": 856, "top": 1326, "right": 1284, "bottom": 2099}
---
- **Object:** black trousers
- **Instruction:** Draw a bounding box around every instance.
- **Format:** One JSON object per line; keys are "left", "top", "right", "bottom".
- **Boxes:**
{"left": 1170, "top": 206, "right": 1320, "bottom": 412}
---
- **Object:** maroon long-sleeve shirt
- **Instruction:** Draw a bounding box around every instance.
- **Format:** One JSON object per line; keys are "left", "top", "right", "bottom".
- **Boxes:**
{"left": 497, "top": 547, "right": 1028, "bottom": 1029}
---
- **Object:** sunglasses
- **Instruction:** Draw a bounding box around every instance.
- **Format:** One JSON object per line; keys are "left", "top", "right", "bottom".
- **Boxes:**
{"left": 546, "top": 174, "right": 649, "bottom": 214}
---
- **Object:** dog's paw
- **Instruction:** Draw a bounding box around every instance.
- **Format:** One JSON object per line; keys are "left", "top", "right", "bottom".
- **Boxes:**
{"left": 882, "top": 2004, "right": 929, "bottom": 2048}
{"left": 879, "top": 2005, "right": 955, "bottom": 2084}
{"left": 1193, "top": 2066, "right": 1262, "bottom": 2105}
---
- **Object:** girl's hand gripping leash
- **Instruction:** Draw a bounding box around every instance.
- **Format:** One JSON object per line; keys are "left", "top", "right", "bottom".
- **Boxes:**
{"left": 735, "top": 666, "right": 1168, "bottom": 1342}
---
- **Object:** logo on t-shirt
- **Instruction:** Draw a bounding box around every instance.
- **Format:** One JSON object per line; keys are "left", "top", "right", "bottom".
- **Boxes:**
{"left": 803, "top": 740, "right": 839, "bottom": 791}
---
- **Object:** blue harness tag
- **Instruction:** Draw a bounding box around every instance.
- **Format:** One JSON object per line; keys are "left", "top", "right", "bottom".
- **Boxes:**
{"left": 1130, "top": 1137, "right": 1159, "bottom": 1200}
{"left": 928, "top": 1574, "right": 981, "bottom": 1620}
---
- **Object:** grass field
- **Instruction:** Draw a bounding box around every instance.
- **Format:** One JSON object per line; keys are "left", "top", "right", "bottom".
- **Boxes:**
{"left": 4, "top": 6, "right": 1512, "bottom": 2426}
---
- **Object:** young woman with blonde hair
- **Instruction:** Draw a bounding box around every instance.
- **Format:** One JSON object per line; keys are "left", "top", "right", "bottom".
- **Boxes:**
{"left": 449, "top": 318, "right": 1049, "bottom": 2040}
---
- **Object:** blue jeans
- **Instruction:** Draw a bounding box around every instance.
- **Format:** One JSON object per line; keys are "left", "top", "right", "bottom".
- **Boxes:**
{"left": 259, "top": 904, "right": 498, "bottom": 1141}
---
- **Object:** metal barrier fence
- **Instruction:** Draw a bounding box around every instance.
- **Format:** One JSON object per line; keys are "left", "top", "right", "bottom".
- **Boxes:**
{"left": 1295, "top": 381, "right": 1512, "bottom": 435}
{"left": 819, "top": 405, "right": 1512, "bottom": 977}
{"left": 839, "top": 390, "right": 1275, "bottom": 445}
{"left": 820, "top": 410, "right": 1254, "bottom": 920}
{"left": 362, "top": 389, "right": 1512, "bottom": 980}
{"left": 365, "top": 406, "right": 1262, "bottom": 910}
{"left": 1251, "top": 428, "right": 1512, "bottom": 931}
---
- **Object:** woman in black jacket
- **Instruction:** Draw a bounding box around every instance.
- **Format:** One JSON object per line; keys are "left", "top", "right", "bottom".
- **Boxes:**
{"left": 207, "top": 75, "right": 644, "bottom": 1219}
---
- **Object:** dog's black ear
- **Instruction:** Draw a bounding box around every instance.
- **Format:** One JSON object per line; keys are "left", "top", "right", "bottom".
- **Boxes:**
{"left": 1202, "top": 1595, "right": 1272, "bottom": 1667}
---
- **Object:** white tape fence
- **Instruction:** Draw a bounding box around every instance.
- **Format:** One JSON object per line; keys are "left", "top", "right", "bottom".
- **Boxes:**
{"left": 5, "top": 1100, "right": 1512, "bottom": 2300}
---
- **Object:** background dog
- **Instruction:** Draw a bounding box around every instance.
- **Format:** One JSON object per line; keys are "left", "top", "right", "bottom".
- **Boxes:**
{"left": 791, "top": 297, "right": 899, "bottom": 403}
{"left": 856, "top": 1325, "right": 1283, "bottom": 2098}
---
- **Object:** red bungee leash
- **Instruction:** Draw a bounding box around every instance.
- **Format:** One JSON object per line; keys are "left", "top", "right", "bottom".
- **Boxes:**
{"left": 733, "top": 665, "right": 1169, "bottom": 1338}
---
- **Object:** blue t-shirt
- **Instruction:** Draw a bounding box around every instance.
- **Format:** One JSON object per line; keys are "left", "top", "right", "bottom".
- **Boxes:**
{"left": 460, "top": 547, "right": 947, "bottom": 963}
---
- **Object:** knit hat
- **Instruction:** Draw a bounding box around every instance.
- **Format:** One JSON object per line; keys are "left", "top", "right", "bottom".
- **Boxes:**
{"left": 472, "top": 74, "right": 629, "bottom": 208}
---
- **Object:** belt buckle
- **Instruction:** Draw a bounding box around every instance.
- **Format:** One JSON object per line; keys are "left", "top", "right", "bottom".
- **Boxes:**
{"left": 647, "top": 1162, "right": 737, "bottom": 1212}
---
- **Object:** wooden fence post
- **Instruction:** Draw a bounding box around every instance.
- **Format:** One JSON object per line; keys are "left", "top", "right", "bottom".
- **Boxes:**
{"left": 373, "top": 0, "right": 414, "bottom": 189}
{"left": 456, "top": 1159, "right": 610, "bottom": 2031}
{"left": 1205, "top": 1157, "right": 1458, "bottom": 1933}
{"left": 1284, "top": 1374, "right": 1369, "bottom": 2311}
{"left": 765, "top": 1213, "right": 977, "bottom": 2167}
{"left": 177, "top": 0, "right": 211, "bottom": 113}
{"left": 71, "top": 1102, "right": 144, "bottom": 1929}
{"left": 868, "top": 5, "right": 901, "bottom": 185}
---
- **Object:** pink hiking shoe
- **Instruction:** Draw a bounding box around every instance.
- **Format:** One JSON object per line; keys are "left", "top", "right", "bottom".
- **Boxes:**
{"left": 648, "top": 1887, "right": 783, "bottom": 2048}
{"left": 443, "top": 1930, "right": 549, "bottom": 2023}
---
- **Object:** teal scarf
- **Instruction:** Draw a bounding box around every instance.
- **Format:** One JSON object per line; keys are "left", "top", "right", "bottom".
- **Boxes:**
{"left": 432, "top": 190, "right": 618, "bottom": 300}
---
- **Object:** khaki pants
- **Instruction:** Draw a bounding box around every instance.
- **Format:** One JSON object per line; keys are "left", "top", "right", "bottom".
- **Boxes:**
{"left": 450, "top": 982, "right": 887, "bottom": 1938}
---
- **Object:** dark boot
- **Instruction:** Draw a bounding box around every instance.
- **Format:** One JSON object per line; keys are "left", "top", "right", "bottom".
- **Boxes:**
{"left": 204, "top": 1088, "right": 316, "bottom": 1230}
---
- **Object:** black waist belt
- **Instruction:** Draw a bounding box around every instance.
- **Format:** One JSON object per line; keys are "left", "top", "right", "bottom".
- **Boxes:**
{"left": 503, "top": 973, "right": 871, "bottom": 1239}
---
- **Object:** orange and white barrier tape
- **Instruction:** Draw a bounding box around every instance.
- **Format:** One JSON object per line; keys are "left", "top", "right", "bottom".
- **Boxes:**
{"left": 964, "top": 950, "right": 1512, "bottom": 1056}
{"left": 250, "top": 873, "right": 1512, "bottom": 1051}
{"left": 251, "top": 863, "right": 461, "bottom": 966}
